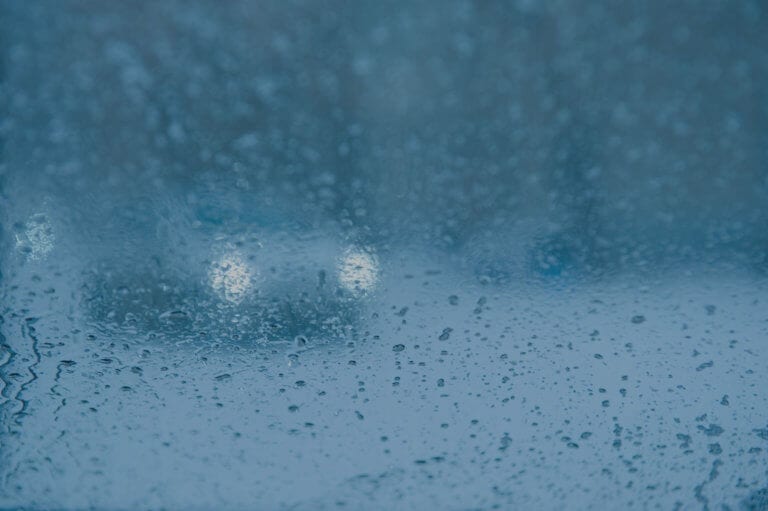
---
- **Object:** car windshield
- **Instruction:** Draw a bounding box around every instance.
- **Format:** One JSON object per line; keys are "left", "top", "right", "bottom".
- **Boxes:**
{"left": 1, "top": 1, "right": 767, "bottom": 510}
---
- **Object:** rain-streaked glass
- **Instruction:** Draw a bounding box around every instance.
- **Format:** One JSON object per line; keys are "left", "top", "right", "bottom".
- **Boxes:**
{"left": 1, "top": 1, "right": 767, "bottom": 509}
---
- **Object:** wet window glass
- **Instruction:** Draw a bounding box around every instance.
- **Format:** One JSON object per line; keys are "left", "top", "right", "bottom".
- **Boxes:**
{"left": 1, "top": 1, "right": 767, "bottom": 509}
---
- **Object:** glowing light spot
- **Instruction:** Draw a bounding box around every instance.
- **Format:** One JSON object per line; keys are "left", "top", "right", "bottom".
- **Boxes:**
{"left": 338, "top": 248, "right": 379, "bottom": 294}
{"left": 209, "top": 252, "right": 254, "bottom": 303}
{"left": 15, "top": 214, "right": 55, "bottom": 261}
